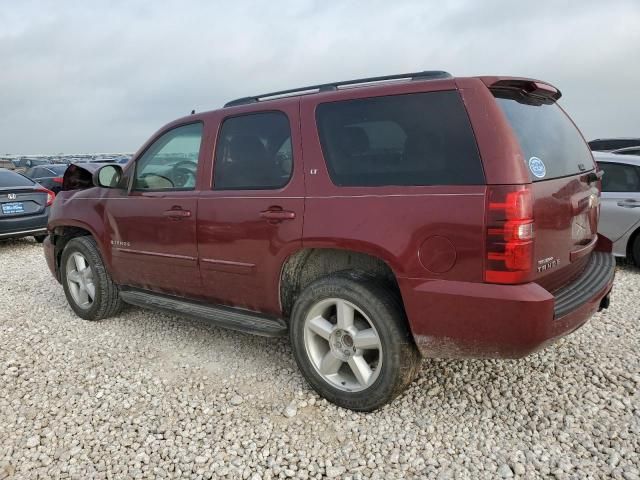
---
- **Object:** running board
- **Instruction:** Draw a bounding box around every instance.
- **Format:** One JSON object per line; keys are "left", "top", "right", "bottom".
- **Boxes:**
{"left": 119, "top": 289, "right": 288, "bottom": 337}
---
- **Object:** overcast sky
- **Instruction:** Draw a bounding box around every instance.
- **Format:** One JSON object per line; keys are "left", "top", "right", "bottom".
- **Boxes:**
{"left": 1, "top": 0, "right": 638, "bottom": 154}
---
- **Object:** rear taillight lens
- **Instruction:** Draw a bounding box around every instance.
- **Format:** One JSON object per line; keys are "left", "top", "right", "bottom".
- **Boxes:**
{"left": 37, "top": 188, "right": 55, "bottom": 206}
{"left": 485, "top": 185, "right": 534, "bottom": 284}
{"left": 52, "top": 177, "right": 63, "bottom": 184}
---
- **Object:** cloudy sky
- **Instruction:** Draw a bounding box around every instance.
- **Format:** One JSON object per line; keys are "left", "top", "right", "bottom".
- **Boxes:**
{"left": 1, "top": 0, "right": 638, "bottom": 154}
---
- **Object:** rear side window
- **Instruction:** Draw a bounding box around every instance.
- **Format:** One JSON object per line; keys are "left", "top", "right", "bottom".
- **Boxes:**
{"left": 494, "top": 90, "right": 594, "bottom": 182}
{"left": 214, "top": 112, "right": 292, "bottom": 190}
{"left": 316, "top": 91, "right": 484, "bottom": 187}
{"left": 0, "top": 170, "right": 34, "bottom": 188}
{"left": 599, "top": 162, "right": 640, "bottom": 192}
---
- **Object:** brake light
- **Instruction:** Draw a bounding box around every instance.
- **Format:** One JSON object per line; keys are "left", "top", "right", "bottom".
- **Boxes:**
{"left": 485, "top": 185, "right": 534, "bottom": 284}
{"left": 37, "top": 188, "right": 55, "bottom": 206}
{"left": 52, "top": 177, "right": 63, "bottom": 184}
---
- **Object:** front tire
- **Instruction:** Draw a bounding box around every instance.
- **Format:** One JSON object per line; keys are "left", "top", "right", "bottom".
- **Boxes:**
{"left": 289, "top": 272, "right": 421, "bottom": 411}
{"left": 60, "top": 236, "right": 122, "bottom": 320}
{"left": 34, "top": 235, "right": 46, "bottom": 243}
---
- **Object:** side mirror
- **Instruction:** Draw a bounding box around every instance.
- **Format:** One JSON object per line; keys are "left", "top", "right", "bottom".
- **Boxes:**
{"left": 93, "top": 164, "right": 123, "bottom": 188}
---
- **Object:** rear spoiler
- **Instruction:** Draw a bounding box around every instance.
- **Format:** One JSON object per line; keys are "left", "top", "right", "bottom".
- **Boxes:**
{"left": 479, "top": 76, "right": 562, "bottom": 101}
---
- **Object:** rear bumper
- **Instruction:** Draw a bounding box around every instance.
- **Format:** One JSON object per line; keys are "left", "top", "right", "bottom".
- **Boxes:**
{"left": 0, "top": 208, "right": 49, "bottom": 239}
{"left": 400, "top": 251, "right": 615, "bottom": 359}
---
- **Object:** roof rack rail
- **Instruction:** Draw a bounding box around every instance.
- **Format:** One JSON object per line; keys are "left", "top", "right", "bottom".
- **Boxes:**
{"left": 224, "top": 70, "right": 452, "bottom": 108}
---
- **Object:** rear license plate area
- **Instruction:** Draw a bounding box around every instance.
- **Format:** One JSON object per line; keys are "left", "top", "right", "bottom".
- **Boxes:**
{"left": 1, "top": 202, "right": 25, "bottom": 215}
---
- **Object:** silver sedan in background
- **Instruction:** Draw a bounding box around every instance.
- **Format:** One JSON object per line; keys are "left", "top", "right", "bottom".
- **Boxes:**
{"left": 595, "top": 152, "right": 640, "bottom": 266}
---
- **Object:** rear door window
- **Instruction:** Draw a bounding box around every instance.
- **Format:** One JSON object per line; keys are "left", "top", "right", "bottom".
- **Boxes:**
{"left": 315, "top": 91, "right": 484, "bottom": 187}
{"left": 494, "top": 90, "right": 594, "bottom": 181}
{"left": 600, "top": 162, "right": 640, "bottom": 192}
{"left": 213, "top": 111, "right": 293, "bottom": 190}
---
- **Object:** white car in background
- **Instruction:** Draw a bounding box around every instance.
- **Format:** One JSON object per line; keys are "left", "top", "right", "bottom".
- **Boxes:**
{"left": 595, "top": 152, "right": 640, "bottom": 265}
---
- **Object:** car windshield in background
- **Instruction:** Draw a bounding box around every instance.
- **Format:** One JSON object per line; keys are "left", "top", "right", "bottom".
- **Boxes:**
{"left": 45, "top": 165, "right": 68, "bottom": 175}
{"left": 493, "top": 90, "right": 594, "bottom": 182}
{"left": 0, "top": 169, "right": 35, "bottom": 188}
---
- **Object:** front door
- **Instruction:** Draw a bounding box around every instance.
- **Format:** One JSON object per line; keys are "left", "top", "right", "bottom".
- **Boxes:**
{"left": 197, "top": 103, "right": 304, "bottom": 315}
{"left": 106, "top": 122, "right": 204, "bottom": 297}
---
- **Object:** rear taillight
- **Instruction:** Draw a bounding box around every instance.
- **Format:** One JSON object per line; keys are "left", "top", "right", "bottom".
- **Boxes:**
{"left": 52, "top": 177, "right": 63, "bottom": 184}
{"left": 37, "top": 188, "right": 55, "bottom": 206}
{"left": 485, "top": 185, "right": 534, "bottom": 284}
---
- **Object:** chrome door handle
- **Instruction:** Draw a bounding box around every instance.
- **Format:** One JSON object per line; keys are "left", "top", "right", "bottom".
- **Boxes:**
{"left": 163, "top": 208, "right": 192, "bottom": 219}
{"left": 260, "top": 208, "right": 296, "bottom": 221}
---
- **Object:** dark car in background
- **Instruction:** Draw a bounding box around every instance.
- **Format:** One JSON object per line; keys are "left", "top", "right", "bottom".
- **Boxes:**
{"left": 589, "top": 138, "right": 640, "bottom": 151}
{"left": 24, "top": 164, "right": 69, "bottom": 193}
{"left": 0, "top": 168, "right": 55, "bottom": 242}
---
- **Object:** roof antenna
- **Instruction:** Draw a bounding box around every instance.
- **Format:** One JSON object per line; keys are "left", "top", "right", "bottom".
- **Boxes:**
{"left": 191, "top": 109, "right": 195, "bottom": 115}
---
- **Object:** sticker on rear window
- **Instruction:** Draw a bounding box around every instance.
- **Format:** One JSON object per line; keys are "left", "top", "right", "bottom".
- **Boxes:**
{"left": 528, "top": 157, "right": 546, "bottom": 178}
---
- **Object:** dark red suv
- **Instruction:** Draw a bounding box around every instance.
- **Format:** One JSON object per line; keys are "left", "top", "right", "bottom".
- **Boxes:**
{"left": 44, "top": 71, "right": 615, "bottom": 410}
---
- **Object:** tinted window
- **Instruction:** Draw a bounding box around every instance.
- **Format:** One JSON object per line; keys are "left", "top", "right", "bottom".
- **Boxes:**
{"left": 0, "top": 169, "right": 34, "bottom": 188}
{"left": 134, "top": 123, "right": 203, "bottom": 191}
{"left": 600, "top": 162, "right": 640, "bottom": 192}
{"left": 214, "top": 112, "right": 292, "bottom": 190}
{"left": 494, "top": 90, "right": 593, "bottom": 181}
{"left": 316, "top": 91, "right": 484, "bottom": 187}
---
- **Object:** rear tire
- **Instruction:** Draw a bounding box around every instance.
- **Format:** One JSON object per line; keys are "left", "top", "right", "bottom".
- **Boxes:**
{"left": 289, "top": 271, "right": 421, "bottom": 411}
{"left": 34, "top": 235, "right": 46, "bottom": 243}
{"left": 60, "top": 236, "right": 122, "bottom": 320}
{"left": 632, "top": 234, "right": 640, "bottom": 267}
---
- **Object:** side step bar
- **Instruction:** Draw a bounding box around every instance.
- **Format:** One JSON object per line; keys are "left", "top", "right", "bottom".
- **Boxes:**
{"left": 120, "top": 289, "right": 288, "bottom": 337}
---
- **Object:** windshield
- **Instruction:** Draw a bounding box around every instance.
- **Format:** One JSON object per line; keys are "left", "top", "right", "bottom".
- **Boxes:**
{"left": 494, "top": 90, "right": 594, "bottom": 181}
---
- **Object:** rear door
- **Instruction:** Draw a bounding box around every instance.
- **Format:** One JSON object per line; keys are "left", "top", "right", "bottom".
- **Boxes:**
{"left": 598, "top": 161, "right": 640, "bottom": 241}
{"left": 197, "top": 102, "right": 304, "bottom": 315}
{"left": 493, "top": 90, "right": 600, "bottom": 289}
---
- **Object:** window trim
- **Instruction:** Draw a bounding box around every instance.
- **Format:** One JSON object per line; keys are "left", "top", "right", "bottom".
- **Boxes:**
{"left": 212, "top": 110, "right": 294, "bottom": 191}
{"left": 130, "top": 121, "right": 204, "bottom": 193}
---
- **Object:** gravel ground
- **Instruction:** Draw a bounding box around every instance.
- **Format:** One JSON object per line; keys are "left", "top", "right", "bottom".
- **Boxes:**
{"left": 0, "top": 238, "right": 638, "bottom": 480}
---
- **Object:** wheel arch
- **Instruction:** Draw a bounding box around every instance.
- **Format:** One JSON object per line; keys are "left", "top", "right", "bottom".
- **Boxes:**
{"left": 279, "top": 247, "right": 402, "bottom": 319}
{"left": 50, "top": 222, "right": 108, "bottom": 276}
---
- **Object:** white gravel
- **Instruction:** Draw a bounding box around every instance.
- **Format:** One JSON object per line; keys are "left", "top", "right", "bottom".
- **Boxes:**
{"left": 0, "top": 238, "right": 638, "bottom": 479}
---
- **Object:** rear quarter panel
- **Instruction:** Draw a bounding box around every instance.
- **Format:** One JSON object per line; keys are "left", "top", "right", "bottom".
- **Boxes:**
{"left": 299, "top": 82, "right": 487, "bottom": 283}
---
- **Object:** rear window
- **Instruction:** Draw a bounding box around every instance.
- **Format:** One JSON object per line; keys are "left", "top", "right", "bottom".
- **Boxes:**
{"left": 494, "top": 90, "right": 594, "bottom": 182}
{"left": 0, "top": 169, "right": 34, "bottom": 188}
{"left": 316, "top": 91, "right": 484, "bottom": 187}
